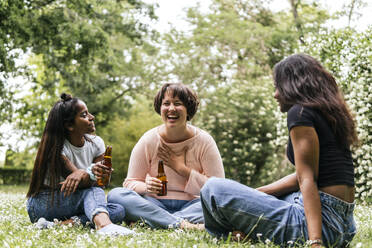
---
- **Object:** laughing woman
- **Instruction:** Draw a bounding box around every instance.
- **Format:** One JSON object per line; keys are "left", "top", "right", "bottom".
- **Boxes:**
{"left": 108, "top": 83, "right": 225, "bottom": 229}
{"left": 200, "top": 54, "right": 358, "bottom": 247}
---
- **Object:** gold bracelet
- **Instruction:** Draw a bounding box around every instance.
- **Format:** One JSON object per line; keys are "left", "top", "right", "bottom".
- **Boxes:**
{"left": 307, "top": 239, "right": 323, "bottom": 246}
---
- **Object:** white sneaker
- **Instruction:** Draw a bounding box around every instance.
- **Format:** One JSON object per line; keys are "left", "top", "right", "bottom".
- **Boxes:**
{"left": 35, "top": 217, "right": 55, "bottom": 229}
{"left": 97, "top": 223, "right": 135, "bottom": 236}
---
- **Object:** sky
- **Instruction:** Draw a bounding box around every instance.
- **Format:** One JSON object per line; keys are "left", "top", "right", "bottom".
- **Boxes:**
{"left": 142, "top": 0, "right": 372, "bottom": 32}
{"left": 0, "top": 0, "right": 371, "bottom": 161}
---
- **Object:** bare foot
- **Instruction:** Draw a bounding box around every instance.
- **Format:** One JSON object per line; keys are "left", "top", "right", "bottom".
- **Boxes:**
{"left": 93, "top": 213, "right": 112, "bottom": 230}
{"left": 180, "top": 220, "right": 205, "bottom": 231}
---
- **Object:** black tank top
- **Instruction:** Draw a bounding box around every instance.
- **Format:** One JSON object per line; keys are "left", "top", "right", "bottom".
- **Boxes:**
{"left": 286, "top": 104, "right": 354, "bottom": 187}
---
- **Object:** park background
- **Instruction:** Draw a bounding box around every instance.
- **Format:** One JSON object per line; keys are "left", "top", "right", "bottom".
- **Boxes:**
{"left": 0, "top": 0, "right": 370, "bottom": 201}
{"left": 0, "top": 0, "right": 371, "bottom": 247}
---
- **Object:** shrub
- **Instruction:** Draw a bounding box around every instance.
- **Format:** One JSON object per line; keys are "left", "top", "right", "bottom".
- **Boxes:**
{"left": 98, "top": 96, "right": 162, "bottom": 187}
{"left": 303, "top": 27, "right": 372, "bottom": 200}
{"left": 196, "top": 79, "right": 292, "bottom": 187}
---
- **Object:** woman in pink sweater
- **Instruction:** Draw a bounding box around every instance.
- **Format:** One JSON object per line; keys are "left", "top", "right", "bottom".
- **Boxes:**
{"left": 108, "top": 83, "right": 225, "bottom": 229}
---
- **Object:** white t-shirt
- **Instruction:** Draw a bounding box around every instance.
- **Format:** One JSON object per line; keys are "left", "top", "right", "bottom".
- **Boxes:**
{"left": 62, "top": 134, "right": 105, "bottom": 169}
{"left": 44, "top": 135, "right": 105, "bottom": 186}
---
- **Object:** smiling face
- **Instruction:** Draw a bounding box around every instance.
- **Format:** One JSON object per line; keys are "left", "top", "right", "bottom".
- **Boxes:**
{"left": 69, "top": 100, "right": 95, "bottom": 135}
{"left": 160, "top": 91, "right": 188, "bottom": 129}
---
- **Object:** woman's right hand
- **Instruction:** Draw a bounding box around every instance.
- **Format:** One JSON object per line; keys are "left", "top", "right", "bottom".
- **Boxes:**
{"left": 60, "top": 169, "right": 87, "bottom": 197}
{"left": 158, "top": 142, "right": 190, "bottom": 179}
{"left": 92, "top": 162, "right": 112, "bottom": 181}
{"left": 145, "top": 176, "right": 163, "bottom": 194}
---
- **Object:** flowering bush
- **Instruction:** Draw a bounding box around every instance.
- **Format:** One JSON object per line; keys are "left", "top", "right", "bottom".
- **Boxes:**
{"left": 302, "top": 27, "right": 372, "bottom": 201}
{"left": 196, "top": 27, "right": 371, "bottom": 200}
{"left": 196, "top": 79, "right": 292, "bottom": 187}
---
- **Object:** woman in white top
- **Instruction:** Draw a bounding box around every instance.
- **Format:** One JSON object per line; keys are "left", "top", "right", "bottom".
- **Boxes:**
{"left": 26, "top": 93, "right": 134, "bottom": 235}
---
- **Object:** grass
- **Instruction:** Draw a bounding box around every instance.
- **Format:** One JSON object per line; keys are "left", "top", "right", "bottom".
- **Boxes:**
{"left": 0, "top": 185, "right": 371, "bottom": 248}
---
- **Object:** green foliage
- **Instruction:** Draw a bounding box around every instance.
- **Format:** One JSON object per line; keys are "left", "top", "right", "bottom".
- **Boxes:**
{"left": 195, "top": 81, "right": 289, "bottom": 186}
{"left": 1, "top": 0, "right": 370, "bottom": 203}
{"left": 161, "top": 0, "right": 289, "bottom": 96}
{"left": 0, "top": 167, "right": 32, "bottom": 185}
{"left": 302, "top": 27, "right": 372, "bottom": 200}
{"left": 0, "top": 0, "right": 159, "bottom": 140}
{"left": 159, "top": 0, "right": 332, "bottom": 186}
{"left": 1, "top": 186, "right": 371, "bottom": 247}
{"left": 4, "top": 147, "right": 35, "bottom": 168}
{"left": 4, "top": 149, "right": 16, "bottom": 167}
{"left": 98, "top": 96, "right": 162, "bottom": 186}
{"left": 13, "top": 54, "right": 69, "bottom": 139}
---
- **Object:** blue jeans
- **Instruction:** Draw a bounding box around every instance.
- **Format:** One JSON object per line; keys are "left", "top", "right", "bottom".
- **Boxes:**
{"left": 27, "top": 187, "right": 125, "bottom": 225}
{"left": 200, "top": 178, "right": 356, "bottom": 248}
{"left": 107, "top": 187, "right": 204, "bottom": 229}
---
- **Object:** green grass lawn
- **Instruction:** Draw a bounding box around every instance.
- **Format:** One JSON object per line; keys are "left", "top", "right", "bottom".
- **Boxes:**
{"left": 0, "top": 185, "right": 370, "bottom": 248}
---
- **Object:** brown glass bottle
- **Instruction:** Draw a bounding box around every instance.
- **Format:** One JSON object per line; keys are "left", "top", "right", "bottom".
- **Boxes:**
{"left": 97, "top": 145, "right": 112, "bottom": 187}
{"left": 156, "top": 160, "right": 167, "bottom": 196}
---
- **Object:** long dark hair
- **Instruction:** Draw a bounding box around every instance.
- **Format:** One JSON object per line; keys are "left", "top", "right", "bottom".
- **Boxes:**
{"left": 273, "top": 53, "right": 358, "bottom": 147}
{"left": 27, "top": 93, "right": 81, "bottom": 199}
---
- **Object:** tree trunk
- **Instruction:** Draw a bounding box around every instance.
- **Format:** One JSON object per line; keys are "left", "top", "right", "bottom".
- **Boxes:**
{"left": 289, "top": 0, "right": 305, "bottom": 45}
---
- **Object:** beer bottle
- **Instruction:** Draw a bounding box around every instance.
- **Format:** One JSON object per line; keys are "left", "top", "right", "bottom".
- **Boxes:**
{"left": 156, "top": 160, "right": 167, "bottom": 196}
{"left": 97, "top": 145, "right": 112, "bottom": 187}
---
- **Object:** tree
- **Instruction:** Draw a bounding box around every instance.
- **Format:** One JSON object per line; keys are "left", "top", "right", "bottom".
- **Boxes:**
{"left": 340, "top": 0, "right": 367, "bottom": 26}
{"left": 0, "top": 0, "right": 159, "bottom": 140}
{"left": 156, "top": 0, "right": 330, "bottom": 185}
{"left": 98, "top": 95, "right": 162, "bottom": 186}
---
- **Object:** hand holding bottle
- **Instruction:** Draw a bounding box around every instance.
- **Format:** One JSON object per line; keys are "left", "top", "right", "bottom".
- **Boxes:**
{"left": 145, "top": 176, "right": 163, "bottom": 194}
{"left": 96, "top": 145, "right": 113, "bottom": 187}
{"left": 92, "top": 162, "right": 113, "bottom": 181}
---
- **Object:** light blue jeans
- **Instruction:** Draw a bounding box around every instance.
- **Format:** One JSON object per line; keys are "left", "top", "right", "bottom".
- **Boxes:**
{"left": 107, "top": 187, "right": 204, "bottom": 229}
{"left": 200, "top": 178, "right": 356, "bottom": 248}
{"left": 27, "top": 187, "right": 125, "bottom": 225}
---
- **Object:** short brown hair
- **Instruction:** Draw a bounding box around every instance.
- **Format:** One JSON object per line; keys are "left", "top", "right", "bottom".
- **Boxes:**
{"left": 154, "top": 83, "right": 199, "bottom": 121}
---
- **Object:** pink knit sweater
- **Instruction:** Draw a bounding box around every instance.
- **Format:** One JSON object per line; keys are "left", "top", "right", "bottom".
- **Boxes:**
{"left": 123, "top": 125, "right": 225, "bottom": 200}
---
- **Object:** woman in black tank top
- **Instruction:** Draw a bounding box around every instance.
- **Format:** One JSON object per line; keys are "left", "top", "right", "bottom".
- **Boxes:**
{"left": 200, "top": 54, "right": 358, "bottom": 248}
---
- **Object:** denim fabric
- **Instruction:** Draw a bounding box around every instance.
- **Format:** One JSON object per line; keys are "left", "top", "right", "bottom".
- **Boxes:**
{"left": 27, "top": 187, "right": 125, "bottom": 225}
{"left": 200, "top": 178, "right": 356, "bottom": 248}
{"left": 107, "top": 187, "right": 203, "bottom": 229}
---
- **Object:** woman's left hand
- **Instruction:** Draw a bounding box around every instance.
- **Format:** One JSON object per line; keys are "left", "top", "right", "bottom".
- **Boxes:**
{"left": 158, "top": 142, "right": 191, "bottom": 178}
{"left": 60, "top": 169, "right": 87, "bottom": 197}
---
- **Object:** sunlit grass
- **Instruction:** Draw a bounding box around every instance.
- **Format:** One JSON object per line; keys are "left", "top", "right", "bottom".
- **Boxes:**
{"left": 0, "top": 185, "right": 370, "bottom": 247}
